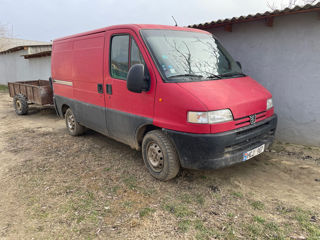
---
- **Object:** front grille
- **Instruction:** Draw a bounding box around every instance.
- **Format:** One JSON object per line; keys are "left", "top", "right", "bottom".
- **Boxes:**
{"left": 236, "top": 120, "right": 271, "bottom": 138}
{"left": 234, "top": 111, "right": 266, "bottom": 127}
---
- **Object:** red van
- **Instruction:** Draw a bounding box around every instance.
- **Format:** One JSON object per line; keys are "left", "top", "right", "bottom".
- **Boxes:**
{"left": 51, "top": 24, "right": 277, "bottom": 181}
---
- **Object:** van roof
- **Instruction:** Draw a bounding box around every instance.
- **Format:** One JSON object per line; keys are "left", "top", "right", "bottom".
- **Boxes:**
{"left": 54, "top": 24, "right": 208, "bottom": 42}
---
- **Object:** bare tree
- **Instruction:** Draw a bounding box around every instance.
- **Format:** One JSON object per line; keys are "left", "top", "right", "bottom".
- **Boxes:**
{"left": 267, "top": 0, "right": 319, "bottom": 10}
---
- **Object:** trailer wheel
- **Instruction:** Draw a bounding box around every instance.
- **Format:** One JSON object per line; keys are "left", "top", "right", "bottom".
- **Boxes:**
{"left": 13, "top": 94, "right": 28, "bottom": 115}
{"left": 142, "top": 130, "right": 180, "bottom": 181}
{"left": 65, "top": 108, "right": 86, "bottom": 136}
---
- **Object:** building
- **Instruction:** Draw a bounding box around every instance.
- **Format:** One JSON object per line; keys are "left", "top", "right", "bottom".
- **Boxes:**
{"left": 0, "top": 38, "right": 52, "bottom": 85}
{"left": 190, "top": 3, "right": 320, "bottom": 146}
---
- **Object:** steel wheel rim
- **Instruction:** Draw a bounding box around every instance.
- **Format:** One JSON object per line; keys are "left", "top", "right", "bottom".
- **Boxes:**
{"left": 147, "top": 142, "right": 164, "bottom": 172}
{"left": 16, "top": 100, "right": 22, "bottom": 111}
{"left": 67, "top": 112, "right": 75, "bottom": 131}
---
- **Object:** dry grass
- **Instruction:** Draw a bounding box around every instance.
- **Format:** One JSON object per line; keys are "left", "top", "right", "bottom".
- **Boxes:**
{"left": 0, "top": 92, "right": 319, "bottom": 239}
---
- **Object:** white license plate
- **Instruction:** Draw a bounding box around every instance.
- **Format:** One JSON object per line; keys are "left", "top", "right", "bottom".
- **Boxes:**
{"left": 243, "top": 144, "right": 265, "bottom": 161}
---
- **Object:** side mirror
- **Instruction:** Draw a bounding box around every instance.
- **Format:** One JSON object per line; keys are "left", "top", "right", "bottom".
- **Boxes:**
{"left": 127, "top": 64, "right": 149, "bottom": 93}
{"left": 236, "top": 61, "right": 242, "bottom": 69}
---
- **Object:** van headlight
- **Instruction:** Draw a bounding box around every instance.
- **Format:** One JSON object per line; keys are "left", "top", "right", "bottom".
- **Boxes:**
{"left": 267, "top": 98, "right": 273, "bottom": 110}
{"left": 187, "top": 109, "right": 233, "bottom": 124}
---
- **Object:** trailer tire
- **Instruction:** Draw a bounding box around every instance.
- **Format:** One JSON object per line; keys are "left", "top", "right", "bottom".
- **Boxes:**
{"left": 142, "top": 130, "right": 180, "bottom": 181}
{"left": 13, "top": 94, "right": 28, "bottom": 115}
{"left": 65, "top": 108, "right": 86, "bottom": 136}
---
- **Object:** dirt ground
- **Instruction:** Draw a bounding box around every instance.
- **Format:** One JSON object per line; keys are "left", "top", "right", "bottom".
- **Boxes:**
{"left": 0, "top": 90, "right": 319, "bottom": 240}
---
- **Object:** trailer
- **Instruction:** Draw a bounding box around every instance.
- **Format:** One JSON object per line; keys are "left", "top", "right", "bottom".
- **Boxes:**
{"left": 8, "top": 80, "right": 53, "bottom": 115}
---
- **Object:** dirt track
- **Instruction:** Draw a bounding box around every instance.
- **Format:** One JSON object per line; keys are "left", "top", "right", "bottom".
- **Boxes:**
{"left": 0, "top": 91, "right": 319, "bottom": 239}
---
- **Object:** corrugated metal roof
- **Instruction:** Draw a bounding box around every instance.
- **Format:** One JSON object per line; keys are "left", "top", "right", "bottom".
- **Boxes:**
{"left": 189, "top": 2, "right": 320, "bottom": 29}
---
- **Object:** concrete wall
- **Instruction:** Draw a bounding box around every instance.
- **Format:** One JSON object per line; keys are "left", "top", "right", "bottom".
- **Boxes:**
{"left": 209, "top": 12, "right": 320, "bottom": 146}
{"left": 0, "top": 49, "right": 51, "bottom": 84}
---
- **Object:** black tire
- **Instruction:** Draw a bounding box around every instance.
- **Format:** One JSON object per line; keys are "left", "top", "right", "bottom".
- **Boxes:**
{"left": 142, "top": 130, "right": 180, "bottom": 181}
{"left": 65, "top": 108, "right": 86, "bottom": 136}
{"left": 13, "top": 94, "right": 28, "bottom": 115}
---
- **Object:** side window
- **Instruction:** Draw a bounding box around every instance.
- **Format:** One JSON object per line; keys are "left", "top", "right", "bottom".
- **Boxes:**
{"left": 130, "top": 38, "right": 145, "bottom": 66}
{"left": 110, "top": 35, "right": 129, "bottom": 80}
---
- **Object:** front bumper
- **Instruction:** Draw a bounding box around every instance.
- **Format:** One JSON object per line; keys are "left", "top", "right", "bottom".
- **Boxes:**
{"left": 164, "top": 114, "right": 277, "bottom": 170}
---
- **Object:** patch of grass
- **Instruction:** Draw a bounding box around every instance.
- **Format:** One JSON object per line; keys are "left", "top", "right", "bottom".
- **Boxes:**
{"left": 276, "top": 205, "right": 293, "bottom": 214}
{"left": 227, "top": 213, "right": 235, "bottom": 218}
{"left": 245, "top": 218, "right": 284, "bottom": 239}
{"left": 163, "top": 203, "right": 194, "bottom": 218}
{"left": 103, "top": 167, "right": 111, "bottom": 172}
{"left": 265, "top": 222, "right": 279, "bottom": 231}
{"left": 178, "top": 220, "right": 191, "bottom": 232}
{"left": 194, "top": 220, "right": 218, "bottom": 240}
{"left": 253, "top": 216, "right": 266, "bottom": 224}
{"left": 195, "top": 194, "right": 205, "bottom": 206}
{"left": 303, "top": 146, "right": 313, "bottom": 151}
{"left": 0, "top": 84, "right": 8, "bottom": 91}
{"left": 250, "top": 200, "right": 265, "bottom": 210}
{"left": 123, "top": 176, "right": 137, "bottom": 190}
{"left": 59, "top": 191, "right": 101, "bottom": 226}
{"left": 179, "top": 193, "right": 192, "bottom": 204}
{"left": 139, "top": 207, "right": 155, "bottom": 218}
{"left": 31, "top": 208, "right": 49, "bottom": 219}
{"left": 294, "top": 208, "right": 320, "bottom": 238}
{"left": 141, "top": 188, "right": 156, "bottom": 197}
{"left": 110, "top": 185, "right": 120, "bottom": 194}
{"left": 264, "top": 222, "right": 284, "bottom": 240}
{"left": 123, "top": 201, "right": 135, "bottom": 209}
{"left": 76, "top": 215, "right": 85, "bottom": 223}
{"left": 246, "top": 223, "right": 262, "bottom": 235}
{"left": 231, "top": 191, "right": 243, "bottom": 198}
{"left": 179, "top": 193, "right": 205, "bottom": 206}
{"left": 224, "top": 227, "right": 236, "bottom": 240}
{"left": 194, "top": 220, "right": 206, "bottom": 231}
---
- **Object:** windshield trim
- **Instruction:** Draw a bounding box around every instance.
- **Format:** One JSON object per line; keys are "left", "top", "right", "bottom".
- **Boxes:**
{"left": 139, "top": 29, "right": 245, "bottom": 83}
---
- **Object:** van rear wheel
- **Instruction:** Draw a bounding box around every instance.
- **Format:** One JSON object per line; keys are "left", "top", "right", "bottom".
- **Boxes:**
{"left": 65, "top": 108, "right": 85, "bottom": 136}
{"left": 142, "top": 130, "right": 180, "bottom": 181}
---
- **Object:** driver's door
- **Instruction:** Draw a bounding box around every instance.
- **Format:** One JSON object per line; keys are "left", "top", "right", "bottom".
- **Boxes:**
{"left": 104, "top": 29, "right": 155, "bottom": 146}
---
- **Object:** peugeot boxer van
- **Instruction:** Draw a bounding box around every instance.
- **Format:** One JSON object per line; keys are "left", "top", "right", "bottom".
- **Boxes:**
{"left": 51, "top": 24, "right": 277, "bottom": 181}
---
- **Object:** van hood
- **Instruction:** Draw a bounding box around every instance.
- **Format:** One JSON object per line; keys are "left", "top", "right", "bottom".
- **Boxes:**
{"left": 177, "top": 76, "right": 271, "bottom": 119}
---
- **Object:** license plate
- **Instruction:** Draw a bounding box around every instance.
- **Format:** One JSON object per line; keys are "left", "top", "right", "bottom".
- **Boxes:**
{"left": 243, "top": 144, "right": 265, "bottom": 161}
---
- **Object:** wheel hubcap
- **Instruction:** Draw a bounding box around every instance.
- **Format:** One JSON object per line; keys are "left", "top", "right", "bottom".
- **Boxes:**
{"left": 147, "top": 142, "right": 164, "bottom": 172}
{"left": 67, "top": 112, "right": 75, "bottom": 131}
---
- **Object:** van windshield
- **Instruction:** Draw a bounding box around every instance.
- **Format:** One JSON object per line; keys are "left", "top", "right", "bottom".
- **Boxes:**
{"left": 140, "top": 29, "right": 244, "bottom": 82}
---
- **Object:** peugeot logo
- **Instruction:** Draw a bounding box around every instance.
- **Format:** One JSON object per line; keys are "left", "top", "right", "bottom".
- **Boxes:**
{"left": 249, "top": 114, "right": 256, "bottom": 125}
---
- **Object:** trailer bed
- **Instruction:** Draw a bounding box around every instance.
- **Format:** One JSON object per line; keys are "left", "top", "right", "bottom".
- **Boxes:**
{"left": 8, "top": 80, "right": 53, "bottom": 105}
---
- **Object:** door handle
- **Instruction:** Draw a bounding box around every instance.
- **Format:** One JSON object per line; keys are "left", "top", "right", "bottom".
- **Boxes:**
{"left": 106, "top": 84, "right": 112, "bottom": 95}
{"left": 97, "top": 84, "right": 103, "bottom": 94}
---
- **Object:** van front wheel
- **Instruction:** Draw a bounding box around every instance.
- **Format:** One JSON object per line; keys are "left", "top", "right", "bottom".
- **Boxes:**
{"left": 65, "top": 108, "right": 85, "bottom": 136}
{"left": 142, "top": 130, "right": 180, "bottom": 181}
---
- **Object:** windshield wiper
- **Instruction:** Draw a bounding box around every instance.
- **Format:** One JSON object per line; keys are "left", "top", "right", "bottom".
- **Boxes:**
{"left": 219, "top": 72, "right": 246, "bottom": 78}
{"left": 168, "top": 74, "right": 203, "bottom": 79}
{"left": 207, "top": 74, "right": 222, "bottom": 79}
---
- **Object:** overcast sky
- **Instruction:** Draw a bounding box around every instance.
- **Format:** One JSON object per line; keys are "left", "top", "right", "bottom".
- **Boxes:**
{"left": 0, "top": 0, "right": 301, "bottom": 42}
